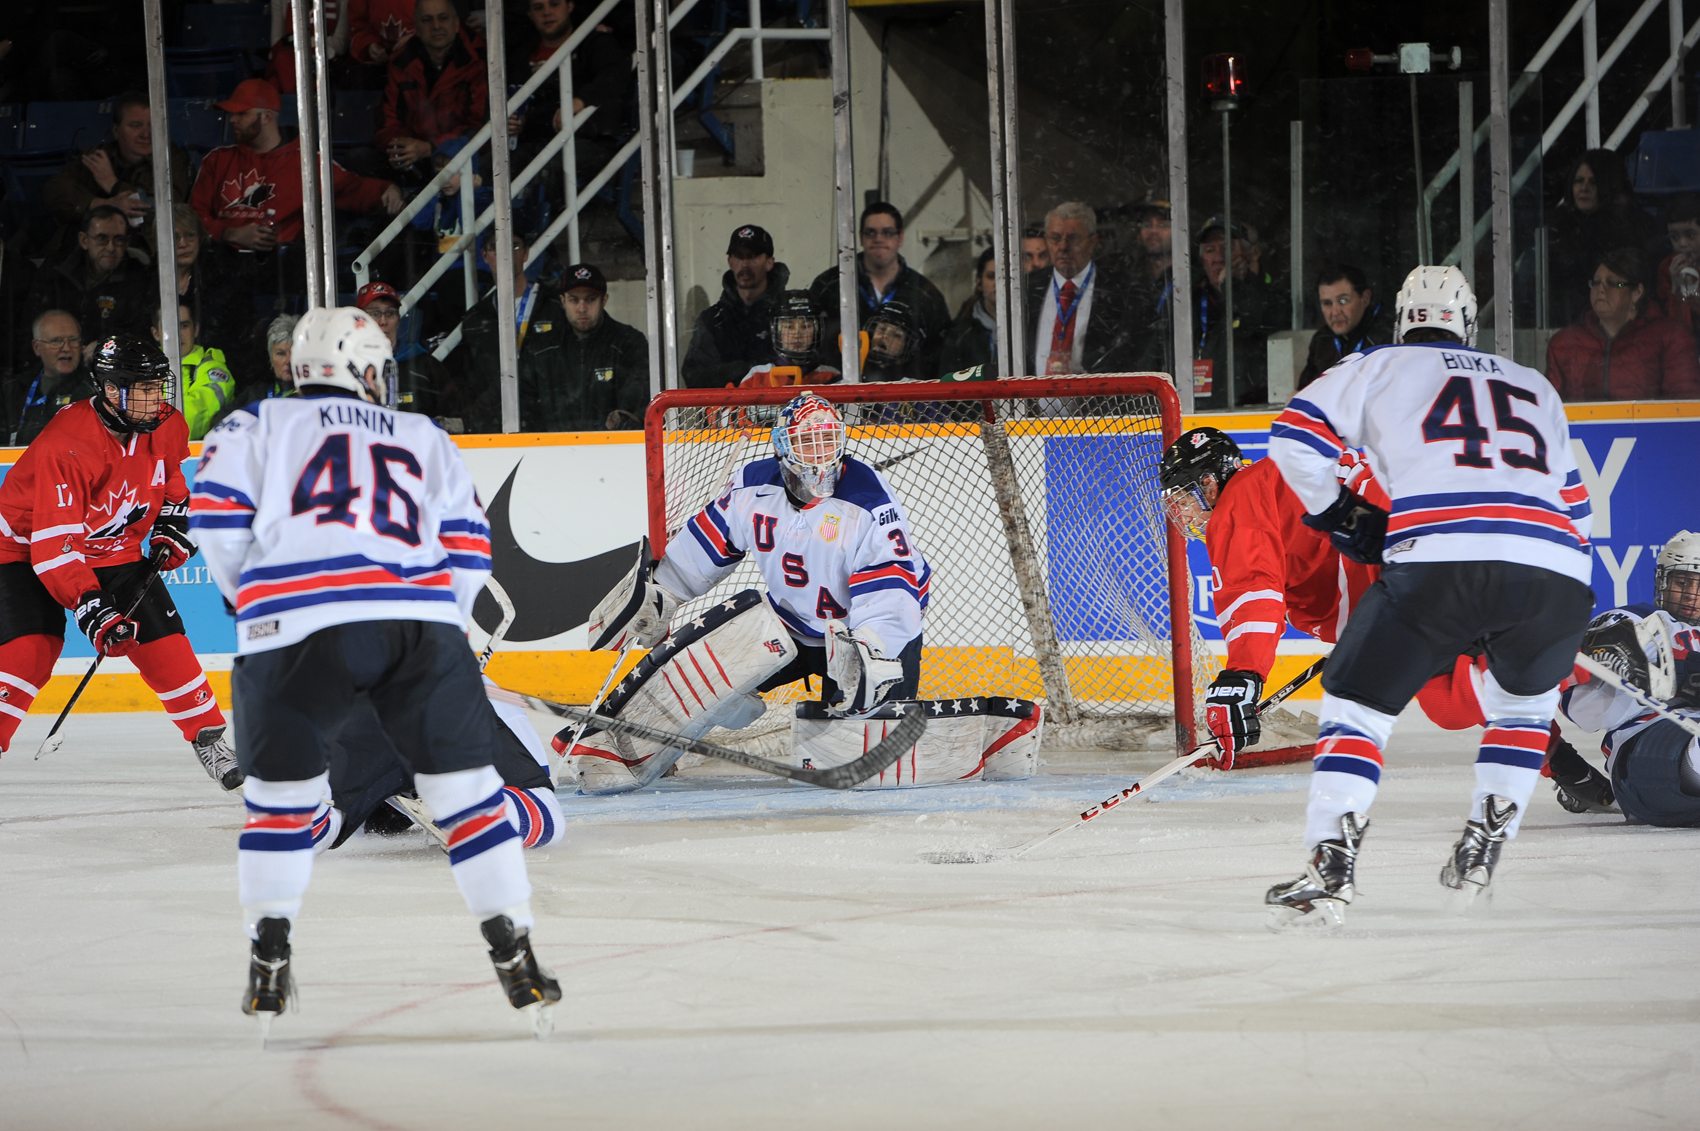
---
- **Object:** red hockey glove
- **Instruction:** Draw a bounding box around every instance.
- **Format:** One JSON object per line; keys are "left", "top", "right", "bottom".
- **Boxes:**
{"left": 74, "top": 590, "right": 139, "bottom": 657}
{"left": 151, "top": 499, "right": 196, "bottom": 572}
{"left": 1205, "top": 669, "right": 1263, "bottom": 770}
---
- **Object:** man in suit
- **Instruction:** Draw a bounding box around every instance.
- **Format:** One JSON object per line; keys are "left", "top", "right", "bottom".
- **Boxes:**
{"left": 1024, "top": 201, "right": 1145, "bottom": 376}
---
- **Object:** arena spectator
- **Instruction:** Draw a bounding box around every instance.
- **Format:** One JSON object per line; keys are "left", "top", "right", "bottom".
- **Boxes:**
{"left": 1192, "top": 215, "right": 1280, "bottom": 407}
{"left": 216, "top": 313, "right": 299, "bottom": 428}
{"left": 1128, "top": 199, "right": 1176, "bottom": 373}
{"left": 517, "top": 262, "right": 649, "bottom": 432}
{"left": 347, "top": 0, "right": 417, "bottom": 73}
{"left": 1546, "top": 148, "right": 1660, "bottom": 326}
{"left": 939, "top": 247, "right": 998, "bottom": 375}
{"left": 683, "top": 224, "right": 790, "bottom": 388}
{"left": 1021, "top": 224, "right": 1050, "bottom": 274}
{"left": 1545, "top": 246, "right": 1700, "bottom": 401}
{"left": 454, "top": 231, "right": 554, "bottom": 431}
{"left": 192, "top": 78, "right": 402, "bottom": 304}
{"left": 170, "top": 204, "right": 242, "bottom": 357}
{"left": 507, "top": 0, "right": 633, "bottom": 185}
{"left": 375, "top": 0, "right": 489, "bottom": 188}
{"left": 40, "top": 91, "right": 191, "bottom": 265}
{"left": 25, "top": 205, "right": 157, "bottom": 352}
{"left": 1023, "top": 200, "right": 1145, "bottom": 377}
{"left": 151, "top": 303, "right": 235, "bottom": 440}
{"left": 265, "top": 1, "right": 351, "bottom": 95}
{"left": 6, "top": 311, "right": 87, "bottom": 446}
{"left": 354, "top": 280, "right": 457, "bottom": 426}
{"left": 1297, "top": 263, "right": 1393, "bottom": 389}
{"left": 808, "top": 202, "right": 952, "bottom": 378}
{"left": 1655, "top": 192, "right": 1700, "bottom": 336}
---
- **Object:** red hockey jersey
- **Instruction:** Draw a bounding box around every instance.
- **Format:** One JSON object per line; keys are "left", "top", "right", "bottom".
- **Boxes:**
{"left": 190, "top": 138, "right": 391, "bottom": 246}
{"left": 1204, "top": 456, "right": 1380, "bottom": 679}
{"left": 0, "top": 400, "right": 190, "bottom": 609}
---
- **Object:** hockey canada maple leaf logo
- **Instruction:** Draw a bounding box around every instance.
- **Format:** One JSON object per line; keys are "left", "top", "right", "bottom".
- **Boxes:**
{"left": 221, "top": 168, "right": 276, "bottom": 211}
{"left": 85, "top": 480, "right": 151, "bottom": 545}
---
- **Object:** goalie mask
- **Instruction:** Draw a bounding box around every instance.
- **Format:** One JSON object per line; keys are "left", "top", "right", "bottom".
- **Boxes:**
{"left": 772, "top": 392, "right": 845, "bottom": 503}
{"left": 1394, "top": 264, "right": 1477, "bottom": 347}
{"left": 290, "top": 306, "right": 398, "bottom": 407}
{"left": 771, "top": 290, "right": 824, "bottom": 368}
{"left": 1656, "top": 530, "right": 1700, "bottom": 621}
{"left": 865, "top": 300, "right": 921, "bottom": 371}
{"left": 90, "top": 333, "right": 174, "bottom": 434}
{"left": 1160, "top": 427, "right": 1245, "bottom": 540}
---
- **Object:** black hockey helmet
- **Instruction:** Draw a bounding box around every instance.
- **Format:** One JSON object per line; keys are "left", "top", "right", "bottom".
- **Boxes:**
{"left": 770, "top": 289, "right": 824, "bottom": 367}
{"left": 1160, "top": 427, "right": 1244, "bottom": 539}
{"left": 90, "top": 333, "right": 174, "bottom": 434}
{"left": 865, "top": 300, "right": 922, "bottom": 369}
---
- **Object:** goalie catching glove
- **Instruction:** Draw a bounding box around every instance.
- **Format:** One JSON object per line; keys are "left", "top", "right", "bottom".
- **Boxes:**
{"left": 1575, "top": 611, "right": 1651, "bottom": 695}
{"left": 585, "top": 536, "right": 680, "bottom": 651}
{"left": 824, "top": 621, "right": 904, "bottom": 717}
{"left": 1204, "top": 669, "right": 1262, "bottom": 769}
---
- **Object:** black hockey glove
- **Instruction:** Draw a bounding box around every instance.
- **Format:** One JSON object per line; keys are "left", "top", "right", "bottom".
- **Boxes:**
{"left": 152, "top": 499, "right": 196, "bottom": 572}
{"left": 1545, "top": 729, "right": 1616, "bottom": 815}
{"left": 1205, "top": 669, "right": 1263, "bottom": 770}
{"left": 1301, "top": 487, "right": 1388, "bottom": 565}
{"left": 1579, "top": 612, "right": 1650, "bottom": 694}
{"left": 74, "top": 590, "right": 139, "bottom": 657}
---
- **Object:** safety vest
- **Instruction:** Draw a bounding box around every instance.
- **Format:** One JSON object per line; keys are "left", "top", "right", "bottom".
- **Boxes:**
{"left": 181, "top": 344, "right": 235, "bottom": 440}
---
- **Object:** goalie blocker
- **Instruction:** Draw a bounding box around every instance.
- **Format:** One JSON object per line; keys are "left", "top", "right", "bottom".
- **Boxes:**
{"left": 793, "top": 697, "right": 1043, "bottom": 788}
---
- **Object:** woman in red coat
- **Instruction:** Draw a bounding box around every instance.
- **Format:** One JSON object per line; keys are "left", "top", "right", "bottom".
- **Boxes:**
{"left": 1545, "top": 245, "right": 1700, "bottom": 401}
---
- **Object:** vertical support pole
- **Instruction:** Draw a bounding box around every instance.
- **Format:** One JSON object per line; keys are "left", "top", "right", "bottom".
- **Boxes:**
{"left": 559, "top": 57, "right": 581, "bottom": 264}
{"left": 750, "top": 0, "right": 765, "bottom": 83}
{"left": 1583, "top": 2, "right": 1602, "bottom": 148}
{"left": 1410, "top": 75, "right": 1431, "bottom": 262}
{"left": 1459, "top": 80, "right": 1475, "bottom": 289}
{"left": 1221, "top": 108, "right": 1235, "bottom": 409}
{"left": 289, "top": 0, "right": 325, "bottom": 308}
{"left": 1289, "top": 120, "right": 1303, "bottom": 330}
{"left": 460, "top": 171, "right": 477, "bottom": 312}
{"left": 982, "top": 0, "right": 1022, "bottom": 378}
{"left": 1164, "top": 0, "right": 1194, "bottom": 412}
{"left": 487, "top": 0, "right": 519, "bottom": 433}
{"left": 829, "top": 0, "right": 861, "bottom": 384}
{"left": 653, "top": 0, "right": 680, "bottom": 389}
{"left": 312, "top": 0, "right": 337, "bottom": 296}
{"left": 143, "top": 0, "right": 180, "bottom": 406}
{"left": 1673, "top": 0, "right": 1689, "bottom": 129}
{"left": 1490, "top": 0, "right": 1515, "bottom": 354}
{"left": 635, "top": 0, "right": 664, "bottom": 397}
{"left": 998, "top": 0, "right": 1024, "bottom": 377}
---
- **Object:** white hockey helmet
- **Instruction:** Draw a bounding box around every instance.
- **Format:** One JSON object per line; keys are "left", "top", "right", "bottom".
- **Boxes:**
{"left": 772, "top": 392, "right": 845, "bottom": 502}
{"left": 1394, "top": 265, "right": 1477, "bottom": 347}
{"left": 291, "top": 306, "right": 397, "bottom": 407}
{"left": 1656, "top": 530, "right": 1700, "bottom": 620}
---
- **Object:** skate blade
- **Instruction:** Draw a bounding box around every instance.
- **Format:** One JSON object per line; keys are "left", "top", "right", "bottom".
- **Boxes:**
{"left": 255, "top": 1010, "right": 275, "bottom": 1047}
{"left": 527, "top": 1002, "right": 555, "bottom": 1040}
{"left": 1442, "top": 879, "right": 1491, "bottom": 915}
{"left": 1265, "top": 899, "right": 1346, "bottom": 932}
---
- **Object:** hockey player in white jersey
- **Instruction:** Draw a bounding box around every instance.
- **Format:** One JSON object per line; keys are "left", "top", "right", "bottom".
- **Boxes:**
{"left": 1264, "top": 266, "right": 1596, "bottom": 926}
{"left": 189, "top": 307, "right": 560, "bottom": 1034}
{"left": 1552, "top": 532, "right": 1700, "bottom": 827}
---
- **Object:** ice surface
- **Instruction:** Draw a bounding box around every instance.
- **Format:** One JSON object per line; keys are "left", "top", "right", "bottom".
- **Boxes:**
{"left": 1, "top": 708, "right": 1696, "bottom": 1130}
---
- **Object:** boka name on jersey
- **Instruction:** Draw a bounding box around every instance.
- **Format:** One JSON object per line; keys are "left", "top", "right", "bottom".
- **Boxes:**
{"left": 656, "top": 455, "right": 931, "bottom": 652}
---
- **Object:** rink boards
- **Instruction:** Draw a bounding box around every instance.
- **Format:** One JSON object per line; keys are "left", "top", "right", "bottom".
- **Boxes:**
{"left": 1, "top": 400, "right": 1694, "bottom": 710}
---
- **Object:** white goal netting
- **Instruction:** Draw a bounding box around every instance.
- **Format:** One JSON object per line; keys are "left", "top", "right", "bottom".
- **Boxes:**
{"left": 644, "top": 375, "right": 1211, "bottom": 755}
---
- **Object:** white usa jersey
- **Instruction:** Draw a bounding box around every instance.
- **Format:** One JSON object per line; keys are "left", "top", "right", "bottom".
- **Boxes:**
{"left": 1562, "top": 606, "right": 1700, "bottom": 769}
{"left": 1269, "top": 341, "right": 1593, "bottom": 585}
{"left": 654, "top": 455, "right": 930, "bottom": 654}
{"left": 188, "top": 393, "right": 493, "bottom": 654}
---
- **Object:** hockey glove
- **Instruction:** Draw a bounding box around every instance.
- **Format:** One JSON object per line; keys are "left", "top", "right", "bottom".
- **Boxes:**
{"left": 1544, "top": 728, "right": 1616, "bottom": 814}
{"left": 74, "top": 590, "right": 139, "bottom": 657}
{"left": 1204, "top": 669, "right": 1262, "bottom": 769}
{"left": 1579, "top": 612, "right": 1650, "bottom": 694}
{"left": 151, "top": 499, "right": 196, "bottom": 572}
{"left": 824, "top": 621, "right": 905, "bottom": 717}
{"left": 1302, "top": 486, "right": 1389, "bottom": 565}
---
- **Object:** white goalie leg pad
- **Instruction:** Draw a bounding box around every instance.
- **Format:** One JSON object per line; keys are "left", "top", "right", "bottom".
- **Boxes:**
{"left": 980, "top": 699, "right": 1044, "bottom": 781}
{"left": 561, "top": 590, "right": 798, "bottom": 792}
{"left": 824, "top": 621, "right": 905, "bottom": 716}
{"left": 585, "top": 536, "right": 678, "bottom": 651}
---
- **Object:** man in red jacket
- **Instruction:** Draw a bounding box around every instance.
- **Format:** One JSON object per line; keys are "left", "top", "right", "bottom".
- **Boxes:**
{"left": 0, "top": 335, "right": 240, "bottom": 790}
{"left": 1160, "top": 427, "right": 1487, "bottom": 768}
{"left": 191, "top": 78, "right": 403, "bottom": 298}
{"left": 375, "top": 0, "right": 488, "bottom": 187}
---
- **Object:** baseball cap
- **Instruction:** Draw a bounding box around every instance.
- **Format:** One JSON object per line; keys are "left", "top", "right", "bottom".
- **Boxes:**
{"left": 354, "top": 281, "right": 402, "bottom": 310}
{"left": 1198, "top": 215, "right": 1246, "bottom": 242}
{"left": 215, "top": 78, "right": 282, "bottom": 114}
{"left": 726, "top": 224, "right": 774, "bottom": 257}
{"left": 562, "top": 263, "right": 607, "bottom": 294}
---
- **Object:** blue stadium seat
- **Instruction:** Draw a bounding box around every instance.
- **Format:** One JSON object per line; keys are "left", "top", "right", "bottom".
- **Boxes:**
{"left": 177, "top": 2, "right": 271, "bottom": 52}
{"left": 331, "top": 89, "right": 382, "bottom": 152}
{"left": 0, "top": 104, "right": 23, "bottom": 153}
{"left": 169, "top": 98, "right": 229, "bottom": 155}
{"left": 22, "top": 100, "right": 110, "bottom": 153}
{"left": 165, "top": 48, "right": 254, "bottom": 100}
{"left": 1633, "top": 129, "right": 1700, "bottom": 195}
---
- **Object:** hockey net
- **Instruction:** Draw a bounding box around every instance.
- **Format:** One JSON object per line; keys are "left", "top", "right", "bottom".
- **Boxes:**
{"left": 643, "top": 375, "right": 1211, "bottom": 757}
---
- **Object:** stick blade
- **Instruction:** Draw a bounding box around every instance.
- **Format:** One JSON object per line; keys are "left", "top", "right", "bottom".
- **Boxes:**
{"left": 34, "top": 732, "right": 65, "bottom": 761}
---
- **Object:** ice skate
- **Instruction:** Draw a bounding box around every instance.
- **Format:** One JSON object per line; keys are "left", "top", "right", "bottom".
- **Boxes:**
{"left": 192, "top": 725, "right": 244, "bottom": 791}
{"left": 1440, "top": 795, "right": 1517, "bottom": 908}
{"left": 242, "top": 917, "right": 293, "bottom": 1042}
{"left": 1265, "top": 813, "right": 1368, "bottom": 930}
{"left": 385, "top": 793, "right": 449, "bottom": 851}
{"left": 481, "top": 915, "right": 561, "bottom": 1039}
{"left": 1546, "top": 736, "right": 1615, "bottom": 814}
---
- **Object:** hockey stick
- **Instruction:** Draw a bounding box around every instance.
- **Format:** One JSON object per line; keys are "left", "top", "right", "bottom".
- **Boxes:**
{"left": 1574, "top": 654, "right": 1700, "bottom": 739}
{"left": 35, "top": 547, "right": 173, "bottom": 761}
{"left": 477, "top": 576, "right": 517, "bottom": 673}
{"left": 486, "top": 686, "right": 928, "bottom": 789}
{"left": 921, "top": 657, "right": 1327, "bottom": 864}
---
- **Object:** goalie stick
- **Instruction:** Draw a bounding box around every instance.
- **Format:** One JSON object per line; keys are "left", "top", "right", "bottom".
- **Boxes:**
{"left": 486, "top": 687, "right": 929, "bottom": 789}
{"left": 1574, "top": 653, "right": 1700, "bottom": 740}
{"left": 477, "top": 576, "right": 517, "bottom": 673}
{"left": 921, "top": 657, "right": 1327, "bottom": 864}
{"left": 35, "top": 547, "right": 172, "bottom": 761}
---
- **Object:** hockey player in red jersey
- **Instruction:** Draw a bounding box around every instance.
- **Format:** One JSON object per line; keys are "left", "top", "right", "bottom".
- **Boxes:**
{"left": 0, "top": 334, "right": 241, "bottom": 789}
{"left": 1160, "top": 427, "right": 1486, "bottom": 770}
